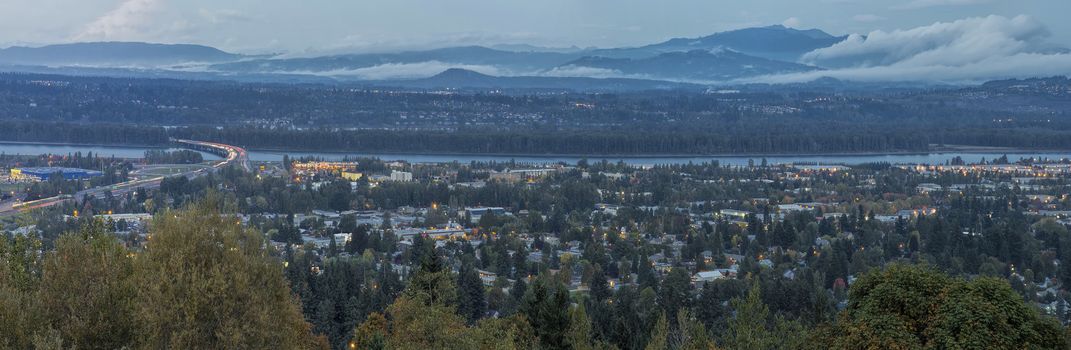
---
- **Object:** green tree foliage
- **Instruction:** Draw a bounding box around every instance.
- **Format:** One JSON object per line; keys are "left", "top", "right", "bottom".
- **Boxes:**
{"left": 383, "top": 295, "right": 473, "bottom": 349}
{"left": 659, "top": 267, "right": 692, "bottom": 321}
{"left": 1, "top": 202, "right": 327, "bottom": 349}
{"left": 0, "top": 233, "right": 44, "bottom": 348}
{"left": 134, "top": 202, "right": 327, "bottom": 349}
{"left": 37, "top": 221, "right": 136, "bottom": 349}
{"left": 645, "top": 311, "right": 669, "bottom": 350}
{"left": 457, "top": 263, "right": 487, "bottom": 324}
{"left": 722, "top": 284, "right": 806, "bottom": 350}
{"left": 520, "top": 273, "right": 572, "bottom": 350}
{"left": 821, "top": 264, "right": 1071, "bottom": 350}
{"left": 353, "top": 251, "right": 536, "bottom": 350}
{"left": 673, "top": 310, "right": 720, "bottom": 350}
{"left": 351, "top": 312, "right": 387, "bottom": 350}
{"left": 470, "top": 316, "right": 538, "bottom": 350}
{"left": 405, "top": 249, "right": 457, "bottom": 307}
{"left": 567, "top": 303, "right": 595, "bottom": 350}
{"left": 724, "top": 285, "right": 776, "bottom": 350}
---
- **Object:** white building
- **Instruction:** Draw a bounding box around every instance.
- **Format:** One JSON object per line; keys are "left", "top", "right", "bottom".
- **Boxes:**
{"left": 390, "top": 170, "right": 413, "bottom": 182}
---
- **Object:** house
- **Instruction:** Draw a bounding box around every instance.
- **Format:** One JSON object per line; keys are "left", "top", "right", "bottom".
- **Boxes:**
{"left": 718, "top": 209, "right": 751, "bottom": 220}
{"left": 489, "top": 168, "right": 560, "bottom": 182}
{"left": 692, "top": 271, "right": 725, "bottom": 284}
{"left": 477, "top": 270, "right": 498, "bottom": 287}
{"left": 896, "top": 208, "right": 936, "bottom": 218}
{"left": 423, "top": 227, "right": 467, "bottom": 240}
{"left": 916, "top": 183, "right": 943, "bottom": 194}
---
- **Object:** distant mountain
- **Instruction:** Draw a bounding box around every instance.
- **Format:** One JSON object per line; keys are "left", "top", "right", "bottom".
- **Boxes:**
{"left": 211, "top": 46, "right": 584, "bottom": 74}
{"left": 381, "top": 68, "right": 702, "bottom": 92}
{"left": 559, "top": 49, "right": 819, "bottom": 81}
{"left": 592, "top": 25, "right": 848, "bottom": 62}
{"left": 489, "top": 44, "right": 590, "bottom": 53}
{"left": 0, "top": 42, "right": 244, "bottom": 67}
{"left": 0, "top": 26, "right": 854, "bottom": 87}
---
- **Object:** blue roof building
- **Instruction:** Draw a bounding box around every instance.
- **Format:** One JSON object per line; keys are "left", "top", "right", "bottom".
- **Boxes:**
{"left": 12, "top": 167, "right": 103, "bottom": 181}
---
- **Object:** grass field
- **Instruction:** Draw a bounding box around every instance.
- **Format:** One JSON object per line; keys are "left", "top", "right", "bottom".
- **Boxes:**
{"left": 134, "top": 164, "right": 210, "bottom": 177}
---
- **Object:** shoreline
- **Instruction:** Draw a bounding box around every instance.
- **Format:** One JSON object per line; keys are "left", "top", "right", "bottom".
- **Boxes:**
{"left": 0, "top": 140, "right": 1068, "bottom": 159}
{"left": 217, "top": 146, "right": 1071, "bottom": 159}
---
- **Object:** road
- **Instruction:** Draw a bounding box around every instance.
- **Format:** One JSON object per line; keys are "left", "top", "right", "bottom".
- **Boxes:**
{"left": 173, "top": 139, "right": 251, "bottom": 172}
{"left": 0, "top": 140, "right": 248, "bottom": 216}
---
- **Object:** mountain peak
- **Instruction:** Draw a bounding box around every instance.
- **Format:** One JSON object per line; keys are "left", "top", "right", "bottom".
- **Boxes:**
{"left": 638, "top": 25, "right": 847, "bottom": 61}
{"left": 726, "top": 25, "right": 836, "bottom": 40}
{"left": 431, "top": 68, "right": 493, "bottom": 80}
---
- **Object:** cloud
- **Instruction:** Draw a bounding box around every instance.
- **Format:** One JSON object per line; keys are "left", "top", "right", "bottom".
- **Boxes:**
{"left": 199, "top": 9, "right": 253, "bottom": 24}
{"left": 852, "top": 14, "right": 885, "bottom": 23}
{"left": 74, "top": 0, "right": 162, "bottom": 41}
{"left": 802, "top": 15, "right": 1050, "bottom": 68}
{"left": 280, "top": 61, "right": 509, "bottom": 80}
{"left": 542, "top": 65, "right": 632, "bottom": 79}
{"left": 895, "top": 0, "right": 991, "bottom": 10}
{"left": 748, "top": 15, "right": 1071, "bottom": 84}
{"left": 746, "top": 52, "right": 1071, "bottom": 84}
{"left": 782, "top": 17, "right": 802, "bottom": 28}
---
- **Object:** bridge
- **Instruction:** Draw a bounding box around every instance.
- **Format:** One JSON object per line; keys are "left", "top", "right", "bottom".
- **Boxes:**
{"left": 0, "top": 140, "right": 251, "bottom": 216}
{"left": 173, "top": 139, "right": 251, "bottom": 172}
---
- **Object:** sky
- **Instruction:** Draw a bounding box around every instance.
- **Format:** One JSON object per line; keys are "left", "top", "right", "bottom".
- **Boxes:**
{"left": 0, "top": 0, "right": 1068, "bottom": 55}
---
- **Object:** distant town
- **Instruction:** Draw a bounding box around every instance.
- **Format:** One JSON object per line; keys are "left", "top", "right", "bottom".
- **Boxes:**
{"left": 4, "top": 142, "right": 1071, "bottom": 348}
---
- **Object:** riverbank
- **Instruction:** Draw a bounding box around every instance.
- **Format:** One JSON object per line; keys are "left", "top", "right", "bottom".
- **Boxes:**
{"left": 239, "top": 144, "right": 1071, "bottom": 159}
{"left": 1, "top": 141, "right": 1068, "bottom": 166}
{"left": 1, "top": 140, "right": 1068, "bottom": 159}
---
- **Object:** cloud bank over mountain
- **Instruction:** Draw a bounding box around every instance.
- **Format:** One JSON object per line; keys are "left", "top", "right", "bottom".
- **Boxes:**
{"left": 5, "top": 14, "right": 1068, "bottom": 86}
{"left": 286, "top": 61, "right": 509, "bottom": 80}
{"left": 751, "top": 15, "right": 1071, "bottom": 83}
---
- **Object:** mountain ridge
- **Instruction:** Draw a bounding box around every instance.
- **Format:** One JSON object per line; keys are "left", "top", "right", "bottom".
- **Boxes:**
{"left": 0, "top": 42, "right": 244, "bottom": 67}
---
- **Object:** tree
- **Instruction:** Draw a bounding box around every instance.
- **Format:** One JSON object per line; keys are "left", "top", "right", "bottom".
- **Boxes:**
{"left": 458, "top": 263, "right": 487, "bottom": 324}
{"left": 134, "top": 201, "right": 326, "bottom": 349}
{"left": 724, "top": 285, "right": 775, "bottom": 350}
{"left": 820, "top": 264, "right": 1071, "bottom": 350}
{"left": 520, "top": 273, "right": 571, "bottom": 350}
{"left": 384, "top": 295, "right": 473, "bottom": 349}
{"left": 929, "top": 277, "right": 1066, "bottom": 349}
{"left": 673, "top": 310, "right": 719, "bottom": 350}
{"left": 351, "top": 312, "right": 387, "bottom": 350}
{"left": 361, "top": 262, "right": 534, "bottom": 350}
{"left": 0, "top": 233, "right": 44, "bottom": 349}
{"left": 37, "top": 221, "right": 135, "bottom": 349}
{"left": 566, "top": 304, "right": 595, "bottom": 350}
{"left": 645, "top": 312, "right": 668, "bottom": 350}
{"left": 471, "top": 316, "right": 537, "bottom": 350}
{"left": 406, "top": 248, "right": 457, "bottom": 307}
{"left": 659, "top": 267, "right": 692, "bottom": 321}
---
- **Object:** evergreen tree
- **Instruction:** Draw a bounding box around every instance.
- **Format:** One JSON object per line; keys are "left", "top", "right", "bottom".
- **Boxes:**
{"left": 520, "top": 273, "right": 571, "bottom": 350}
{"left": 457, "top": 263, "right": 487, "bottom": 324}
{"left": 724, "top": 285, "right": 774, "bottom": 350}
{"left": 645, "top": 312, "right": 668, "bottom": 350}
{"left": 566, "top": 304, "right": 595, "bottom": 350}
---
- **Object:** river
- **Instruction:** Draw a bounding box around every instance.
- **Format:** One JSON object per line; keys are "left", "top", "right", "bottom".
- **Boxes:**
{"left": 1, "top": 142, "right": 1069, "bottom": 166}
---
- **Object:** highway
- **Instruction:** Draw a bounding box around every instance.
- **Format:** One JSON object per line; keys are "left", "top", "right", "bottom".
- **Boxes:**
{"left": 0, "top": 140, "right": 249, "bottom": 216}
{"left": 173, "top": 139, "right": 251, "bottom": 172}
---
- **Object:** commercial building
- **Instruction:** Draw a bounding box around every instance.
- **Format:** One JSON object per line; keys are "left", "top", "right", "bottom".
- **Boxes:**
{"left": 465, "top": 207, "right": 507, "bottom": 223}
{"left": 10, "top": 167, "right": 103, "bottom": 181}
